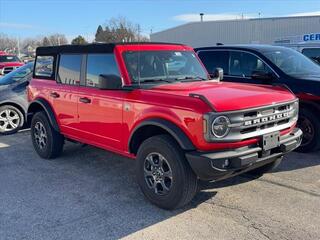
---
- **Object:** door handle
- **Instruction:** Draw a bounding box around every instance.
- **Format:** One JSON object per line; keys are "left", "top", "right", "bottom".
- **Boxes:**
{"left": 50, "top": 92, "right": 60, "bottom": 98}
{"left": 79, "top": 97, "right": 91, "bottom": 104}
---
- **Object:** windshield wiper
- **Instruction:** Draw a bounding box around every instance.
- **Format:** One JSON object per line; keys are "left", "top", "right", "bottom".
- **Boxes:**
{"left": 175, "top": 76, "right": 207, "bottom": 82}
{"left": 139, "top": 79, "right": 173, "bottom": 83}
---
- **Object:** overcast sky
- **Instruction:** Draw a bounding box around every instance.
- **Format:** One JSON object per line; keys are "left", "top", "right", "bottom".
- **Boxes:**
{"left": 0, "top": 0, "right": 319, "bottom": 41}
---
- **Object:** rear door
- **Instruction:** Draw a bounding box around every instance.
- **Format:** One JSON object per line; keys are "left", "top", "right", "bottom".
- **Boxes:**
{"left": 53, "top": 54, "right": 82, "bottom": 136}
{"left": 77, "top": 53, "right": 125, "bottom": 151}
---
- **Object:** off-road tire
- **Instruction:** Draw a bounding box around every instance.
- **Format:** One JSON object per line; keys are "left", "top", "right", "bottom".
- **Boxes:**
{"left": 296, "top": 107, "right": 320, "bottom": 152}
{"left": 136, "top": 134, "right": 198, "bottom": 210}
{"left": 31, "top": 111, "right": 64, "bottom": 159}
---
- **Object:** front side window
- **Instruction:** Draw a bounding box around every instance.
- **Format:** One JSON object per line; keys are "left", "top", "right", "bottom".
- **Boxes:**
{"left": 86, "top": 54, "right": 120, "bottom": 87}
{"left": 124, "top": 51, "right": 208, "bottom": 84}
{"left": 34, "top": 56, "right": 54, "bottom": 78}
{"left": 302, "top": 48, "right": 320, "bottom": 64}
{"left": 57, "top": 54, "right": 82, "bottom": 85}
{"left": 264, "top": 48, "right": 320, "bottom": 77}
{"left": 229, "top": 51, "right": 272, "bottom": 77}
{"left": 0, "top": 55, "right": 20, "bottom": 63}
{"left": 197, "top": 50, "right": 229, "bottom": 75}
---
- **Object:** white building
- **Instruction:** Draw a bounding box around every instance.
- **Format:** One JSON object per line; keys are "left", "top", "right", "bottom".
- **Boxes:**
{"left": 150, "top": 15, "right": 320, "bottom": 48}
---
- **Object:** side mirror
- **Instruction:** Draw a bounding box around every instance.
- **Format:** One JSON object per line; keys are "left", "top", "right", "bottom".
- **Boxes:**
{"left": 211, "top": 68, "right": 224, "bottom": 81}
{"left": 251, "top": 71, "right": 274, "bottom": 81}
{"left": 98, "top": 74, "right": 122, "bottom": 90}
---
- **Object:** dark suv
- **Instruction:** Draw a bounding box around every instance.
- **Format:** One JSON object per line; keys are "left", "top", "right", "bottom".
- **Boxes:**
{"left": 196, "top": 45, "right": 320, "bottom": 152}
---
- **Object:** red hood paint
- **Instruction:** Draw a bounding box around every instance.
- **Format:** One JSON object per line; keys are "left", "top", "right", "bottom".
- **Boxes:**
{"left": 0, "top": 62, "right": 24, "bottom": 68}
{"left": 150, "top": 81, "right": 296, "bottom": 112}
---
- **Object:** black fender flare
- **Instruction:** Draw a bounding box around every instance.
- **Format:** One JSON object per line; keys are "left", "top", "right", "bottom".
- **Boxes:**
{"left": 128, "top": 118, "right": 196, "bottom": 152}
{"left": 27, "top": 99, "right": 60, "bottom": 132}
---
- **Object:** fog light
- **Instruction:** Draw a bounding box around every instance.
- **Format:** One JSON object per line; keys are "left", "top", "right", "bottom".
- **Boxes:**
{"left": 222, "top": 159, "right": 229, "bottom": 168}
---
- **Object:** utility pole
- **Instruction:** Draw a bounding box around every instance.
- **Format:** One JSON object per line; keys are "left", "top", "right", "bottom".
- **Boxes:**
{"left": 200, "top": 13, "right": 204, "bottom": 22}
{"left": 137, "top": 25, "right": 141, "bottom": 41}
{"left": 17, "top": 37, "right": 21, "bottom": 57}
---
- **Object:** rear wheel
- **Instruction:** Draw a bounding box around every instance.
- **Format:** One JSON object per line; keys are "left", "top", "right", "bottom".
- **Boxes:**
{"left": 136, "top": 135, "right": 198, "bottom": 210}
{"left": 31, "top": 111, "right": 64, "bottom": 159}
{"left": 246, "top": 157, "right": 282, "bottom": 177}
{"left": 0, "top": 105, "right": 24, "bottom": 135}
{"left": 296, "top": 108, "right": 320, "bottom": 152}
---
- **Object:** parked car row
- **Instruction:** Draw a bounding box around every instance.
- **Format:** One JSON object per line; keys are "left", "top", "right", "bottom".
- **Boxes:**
{"left": 0, "top": 51, "right": 24, "bottom": 76}
{"left": 0, "top": 42, "right": 317, "bottom": 210}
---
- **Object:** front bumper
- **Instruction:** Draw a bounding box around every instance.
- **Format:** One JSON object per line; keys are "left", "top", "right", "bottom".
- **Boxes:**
{"left": 185, "top": 128, "right": 303, "bottom": 181}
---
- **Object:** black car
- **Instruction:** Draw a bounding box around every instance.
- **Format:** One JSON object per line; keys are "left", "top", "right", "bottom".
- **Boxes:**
{"left": 195, "top": 45, "right": 320, "bottom": 152}
{"left": 0, "top": 62, "right": 33, "bottom": 135}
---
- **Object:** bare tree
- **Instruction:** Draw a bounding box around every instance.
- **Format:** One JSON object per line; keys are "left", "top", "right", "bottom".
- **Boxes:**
{"left": 0, "top": 33, "right": 18, "bottom": 53}
{"left": 47, "top": 34, "right": 68, "bottom": 46}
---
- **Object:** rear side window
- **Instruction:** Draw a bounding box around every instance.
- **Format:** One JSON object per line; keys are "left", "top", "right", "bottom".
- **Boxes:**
{"left": 34, "top": 56, "right": 55, "bottom": 79}
{"left": 302, "top": 48, "right": 320, "bottom": 64}
{"left": 197, "top": 50, "right": 229, "bottom": 75}
{"left": 86, "top": 54, "right": 120, "bottom": 87}
{"left": 57, "top": 54, "right": 82, "bottom": 85}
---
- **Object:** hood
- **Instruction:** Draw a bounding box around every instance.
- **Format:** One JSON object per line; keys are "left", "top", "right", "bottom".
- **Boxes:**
{"left": 150, "top": 81, "right": 296, "bottom": 112}
{"left": 0, "top": 62, "right": 24, "bottom": 68}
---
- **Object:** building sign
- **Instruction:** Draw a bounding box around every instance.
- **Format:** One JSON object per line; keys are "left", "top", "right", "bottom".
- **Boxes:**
{"left": 303, "top": 33, "right": 320, "bottom": 42}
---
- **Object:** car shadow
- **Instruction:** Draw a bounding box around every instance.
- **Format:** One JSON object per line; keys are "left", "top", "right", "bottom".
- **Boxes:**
{"left": 0, "top": 133, "right": 217, "bottom": 240}
{"left": 274, "top": 150, "right": 320, "bottom": 172}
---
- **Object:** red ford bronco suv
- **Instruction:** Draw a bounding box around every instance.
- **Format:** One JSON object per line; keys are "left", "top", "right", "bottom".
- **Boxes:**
{"left": 27, "top": 43, "right": 302, "bottom": 209}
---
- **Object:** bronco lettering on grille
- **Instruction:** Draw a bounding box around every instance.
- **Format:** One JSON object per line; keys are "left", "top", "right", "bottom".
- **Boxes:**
{"left": 244, "top": 112, "right": 290, "bottom": 126}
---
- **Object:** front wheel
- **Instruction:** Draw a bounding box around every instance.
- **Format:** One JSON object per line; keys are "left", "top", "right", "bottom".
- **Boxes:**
{"left": 296, "top": 108, "right": 320, "bottom": 152}
{"left": 0, "top": 105, "right": 24, "bottom": 135}
{"left": 136, "top": 135, "right": 198, "bottom": 210}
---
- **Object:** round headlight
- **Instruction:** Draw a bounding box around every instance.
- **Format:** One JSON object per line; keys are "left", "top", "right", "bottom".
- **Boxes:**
{"left": 211, "top": 116, "right": 230, "bottom": 138}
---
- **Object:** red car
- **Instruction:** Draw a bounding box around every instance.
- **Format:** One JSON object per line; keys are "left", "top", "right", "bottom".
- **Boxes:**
{"left": 0, "top": 51, "right": 24, "bottom": 75}
{"left": 27, "top": 43, "right": 302, "bottom": 209}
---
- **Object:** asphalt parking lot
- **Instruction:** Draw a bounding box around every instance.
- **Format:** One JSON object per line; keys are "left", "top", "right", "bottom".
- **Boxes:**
{"left": 0, "top": 131, "right": 319, "bottom": 240}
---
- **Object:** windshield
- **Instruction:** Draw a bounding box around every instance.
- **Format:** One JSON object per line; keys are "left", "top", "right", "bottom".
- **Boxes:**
{"left": 0, "top": 55, "right": 20, "bottom": 63}
{"left": 124, "top": 50, "right": 208, "bottom": 84}
{"left": 263, "top": 48, "right": 320, "bottom": 77}
{"left": 0, "top": 63, "right": 33, "bottom": 85}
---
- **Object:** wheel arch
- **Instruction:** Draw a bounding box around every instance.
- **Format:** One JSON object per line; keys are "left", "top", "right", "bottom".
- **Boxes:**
{"left": 27, "top": 99, "right": 60, "bottom": 132}
{"left": 128, "top": 118, "right": 196, "bottom": 155}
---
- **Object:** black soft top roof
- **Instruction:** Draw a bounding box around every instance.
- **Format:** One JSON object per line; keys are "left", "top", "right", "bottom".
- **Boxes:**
{"left": 195, "top": 44, "right": 290, "bottom": 53}
{"left": 36, "top": 43, "right": 115, "bottom": 55}
{"left": 36, "top": 42, "right": 184, "bottom": 55}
